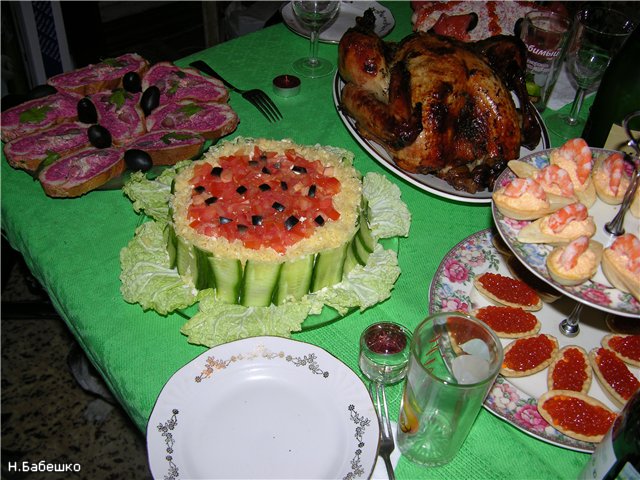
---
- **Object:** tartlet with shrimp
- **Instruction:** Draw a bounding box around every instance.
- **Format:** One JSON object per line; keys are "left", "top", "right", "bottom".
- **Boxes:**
{"left": 592, "top": 152, "right": 632, "bottom": 205}
{"left": 517, "top": 202, "right": 596, "bottom": 245}
{"left": 493, "top": 177, "right": 573, "bottom": 221}
{"left": 546, "top": 236, "right": 603, "bottom": 286}
{"left": 601, "top": 233, "right": 640, "bottom": 301}
{"left": 548, "top": 138, "right": 596, "bottom": 207}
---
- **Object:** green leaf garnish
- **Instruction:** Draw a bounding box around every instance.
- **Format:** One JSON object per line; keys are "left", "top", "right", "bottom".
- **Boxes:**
{"left": 109, "top": 89, "right": 129, "bottom": 109}
{"left": 179, "top": 103, "right": 203, "bottom": 117}
{"left": 101, "top": 58, "right": 125, "bottom": 68}
{"left": 161, "top": 132, "right": 194, "bottom": 144}
{"left": 19, "top": 105, "right": 53, "bottom": 124}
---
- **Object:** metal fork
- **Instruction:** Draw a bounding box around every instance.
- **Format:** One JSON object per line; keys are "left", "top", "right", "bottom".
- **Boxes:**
{"left": 189, "top": 60, "right": 282, "bottom": 123}
{"left": 372, "top": 381, "right": 396, "bottom": 480}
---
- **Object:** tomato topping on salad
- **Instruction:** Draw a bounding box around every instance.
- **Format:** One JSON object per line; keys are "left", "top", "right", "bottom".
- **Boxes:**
{"left": 187, "top": 146, "right": 342, "bottom": 253}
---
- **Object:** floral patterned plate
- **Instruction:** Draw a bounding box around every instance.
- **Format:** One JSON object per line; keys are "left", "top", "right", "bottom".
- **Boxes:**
{"left": 492, "top": 148, "right": 640, "bottom": 317}
{"left": 147, "top": 336, "right": 379, "bottom": 479}
{"left": 429, "top": 229, "right": 640, "bottom": 453}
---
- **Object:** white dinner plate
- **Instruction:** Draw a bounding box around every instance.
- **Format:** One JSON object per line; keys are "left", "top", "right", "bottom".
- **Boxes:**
{"left": 429, "top": 229, "right": 639, "bottom": 453}
{"left": 492, "top": 148, "right": 640, "bottom": 317}
{"left": 147, "top": 336, "right": 379, "bottom": 479}
{"left": 333, "top": 74, "right": 551, "bottom": 204}
{"left": 281, "top": 1, "right": 394, "bottom": 44}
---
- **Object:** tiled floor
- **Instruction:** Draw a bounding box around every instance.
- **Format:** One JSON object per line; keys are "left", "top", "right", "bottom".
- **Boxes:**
{"left": 1, "top": 255, "right": 152, "bottom": 479}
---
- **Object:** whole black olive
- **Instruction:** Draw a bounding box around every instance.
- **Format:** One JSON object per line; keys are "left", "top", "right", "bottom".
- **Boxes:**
{"left": 123, "top": 71, "right": 142, "bottom": 93}
{"left": 140, "top": 86, "right": 160, "bottom": 116}
{"left": 27, "top": 84, "right": 58, "bottom": 100}
{"left": 467, "top": 12, "right": 479, "bottom": 32}
{"left": 77, "top": 97, "right": 98, "bottom": 124}
{"left": 88, "top": 124, "right": 112, "bottom": 149}
{"left": 124, "top": 149, "right": 153, "bottom": 172}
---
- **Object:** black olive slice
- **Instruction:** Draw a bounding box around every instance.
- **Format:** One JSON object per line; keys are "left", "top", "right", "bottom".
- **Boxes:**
{"left": 205, "top": 196, "right": 218, "bottom": 205}
{"left": 272, "top": 202, "right": 285, "bottom": 212}
{"left": 236, "top": 185, "right": 247, "bottom": 195}
{"left": 314, "top": 215, "right": 325, "bottom": 226}
{"left": 292, "top": 165, "right": 307, "bottom": 174}
{"left": 237, "top": 224, "right": 248, "bottom": 233}
{"left": 308, "top": 185, "right": 316, "bottom": 198}
{"left": 259, "top": 183, "right": 271, "bottom": 191}
{"left": 262, "top": 167, "right": 271, "bottom": 174}
{"left": 194, "top": 185, "right": 206, "bottom": 194}
{"left": 219, "top": 216, "right": 232, "bottom": 224}
{"left": 249, "top": 160, "right": 259, "bottom": 167}
{"left": 251, "top": 215, "right": 263, "bottom": 226}
{"left": 273, "top": 162, "right": 281, "bottom": 169}
{"left": 210, "top": 166, "right": 223, "bottom": 176}
{"left": 280, "top": 181, "right": 288, "bottom": 191}
{"left": 284, "top": 216, "right": 299, "bottom": 231}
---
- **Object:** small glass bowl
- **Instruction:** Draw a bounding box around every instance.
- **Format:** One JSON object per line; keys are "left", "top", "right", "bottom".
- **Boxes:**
{"left": 359, "top": 322, "right": 412, "bottom": 384}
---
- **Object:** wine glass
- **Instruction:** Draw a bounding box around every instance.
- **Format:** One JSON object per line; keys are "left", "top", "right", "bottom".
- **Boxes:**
{"left": 292, "top": 1, "right": 340, "bottom": 78}
{"left": 546, "top": 8, "right": 635, "bottom": 139}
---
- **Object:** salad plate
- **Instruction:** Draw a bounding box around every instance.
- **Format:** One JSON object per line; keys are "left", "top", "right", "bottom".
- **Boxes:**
{"left": 333, "top": 74, "right": 550, "bottom": 204}
{"left": 492, "top": 148, "right": 640, "bottom": 317}
{"left": 429, "top": 229, "right": 639, "bottom": 453}
{"left": 281, "top": 1, "right": 394, "bottom": 44}
{"left": 147, "top": 336, "right": 379, "bottom": 479}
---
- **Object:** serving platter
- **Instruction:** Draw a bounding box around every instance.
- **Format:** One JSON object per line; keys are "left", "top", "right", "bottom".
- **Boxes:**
{"left": 281, "top": 1, "right": 394, "bottom": 44}
{"left": 492, "top": 148, "right": 640, "bottom": 317}
{"left": 333, "top": 74, "right": 551, "bottom": 204}
{"left": 147, "top": 336, "right": 379, "bottom": 479}
{"left": 429, "top": 229, "right": 639, "bottom": 453}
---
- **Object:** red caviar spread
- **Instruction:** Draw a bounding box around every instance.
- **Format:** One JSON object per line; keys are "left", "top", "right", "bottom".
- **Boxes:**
{"left": 595, "top": 348, "right": 640, "bottom": 400}
{"left": 542, "top": 395, "right": 616, "bottom": 436}
{"left": 475, "top": 306, "right": 537, "bottom": 333}
{"left": 551, "top": 348, "right": 588, "bottom": 391}
{"left": 504, "top": 335, "right": 554, "bottom": 371}
{"left": 608, "top": 335, "right": 640, "bottom": 362}
{"left": 477, "top": 273, "right": 540, "bottom": 307}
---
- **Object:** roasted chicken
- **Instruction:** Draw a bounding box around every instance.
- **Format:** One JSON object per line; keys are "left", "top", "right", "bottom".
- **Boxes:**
{"left": 338, "top": 10, "right": 541, "bottom": 193}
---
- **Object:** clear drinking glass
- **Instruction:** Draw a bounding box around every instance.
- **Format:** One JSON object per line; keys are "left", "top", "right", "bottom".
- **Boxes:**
{"left": 292, "top": 1, "right": 340, "bottom": 78}
{"left": 546, "top": 8, "right": 635, "bottom": 139}
{"left": 397, "top": 312, "right": 503, "bottom": 467}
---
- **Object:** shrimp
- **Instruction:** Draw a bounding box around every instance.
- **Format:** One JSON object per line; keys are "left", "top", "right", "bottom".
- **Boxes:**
{"left": 536, "top": 164, "right": 575, "bottom": 197}
{"left": 602, "top": 152, "right": 626, "bottom": 196}
{"left": 547, "top": 202, "right": 588, "bottom": 233}
{"left": 556, "top": 138, "right": 592, "bottom": 185}
{"left": 503, "top": 178, "right": 546, "bottom": 199}
{"left": 558, "top": 236, "right": 590, "bottom": 270}
{"left": 610, "top": 233, "right": 640, "bottom": 274}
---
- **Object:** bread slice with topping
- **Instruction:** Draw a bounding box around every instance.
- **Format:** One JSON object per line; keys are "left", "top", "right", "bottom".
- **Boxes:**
{"left": 472, "top": 305, "right": 540, "bottom": 338}
{"left": 125, "top": 130, "right": 205, "bottom": 166}
{"left": 47, "top": 53, "right": 149, "bottom": 96}
{"left": 146, "top": 100, "right": 238, "bottom": 141}
{"left": 537, "top": 390, "right": 617, "bottom": 443}
{"left": 1, "top": 92, "right": 80, "bottom": 142}
{"left": 38, "top": 147, "right": 124, "bottom": 197}
{"left": 4, "top": 122, "right": 90, "bottom": 172}
{"left": 89, "top": 90, "right": 146, "bottom": 146}
{"left": 141, "top": 62, "right": 229, "bottom": 105}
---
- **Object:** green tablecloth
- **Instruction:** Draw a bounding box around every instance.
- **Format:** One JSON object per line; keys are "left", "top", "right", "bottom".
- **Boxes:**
{"left": 2, "top": 2, "right": 594, "bottom": 478}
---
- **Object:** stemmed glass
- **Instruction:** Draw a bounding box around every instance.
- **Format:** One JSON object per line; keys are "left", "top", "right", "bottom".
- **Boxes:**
{"left": 292, "top": 1, "right": 340, "bottom": 78}
{"left": 546, "top": 7, "right": 634, "bottom": 139}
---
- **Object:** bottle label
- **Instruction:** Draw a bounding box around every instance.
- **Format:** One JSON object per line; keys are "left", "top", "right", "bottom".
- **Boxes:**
{"left": 579, "top": 430, "right": 616, "bottom": 480}
{"left": 604, "top": 123, "right": 640, "bottom": 155}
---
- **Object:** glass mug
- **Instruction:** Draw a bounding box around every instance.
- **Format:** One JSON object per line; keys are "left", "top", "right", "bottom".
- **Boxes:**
{"left": 397, "top": 312, "right": 504, "bottom": 466}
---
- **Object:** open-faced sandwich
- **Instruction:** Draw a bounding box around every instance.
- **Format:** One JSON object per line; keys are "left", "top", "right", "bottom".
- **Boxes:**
{"left": 537, "top": 390, "right": 617, "bottom": 443}
{"left": 589, "top": 347, "right": 640, "bottom": 408}
{"left": 472, "top": 305, "right": 540, "bottom": 338}
{"left": 601, "top": 334, "right": 640, "bottom": 368}
{"left": 500, "top": 333, "right": 558, "bottom": 377}
{"left": 474, "top": 272, "right": 542, "bottom": 311}
{"left": 547, "top": 345, "right": 592, "bottom": 394}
